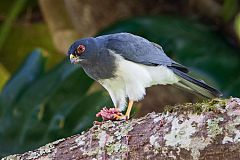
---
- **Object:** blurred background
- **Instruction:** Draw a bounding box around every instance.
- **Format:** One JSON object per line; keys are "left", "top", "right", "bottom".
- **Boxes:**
{"left": 0, "top": 0, "right": 240, "bottom": 157}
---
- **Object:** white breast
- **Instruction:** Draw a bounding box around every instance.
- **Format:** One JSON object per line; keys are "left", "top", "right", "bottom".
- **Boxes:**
{"left": 99, "top": 53, "right": 179, "bottom": 111}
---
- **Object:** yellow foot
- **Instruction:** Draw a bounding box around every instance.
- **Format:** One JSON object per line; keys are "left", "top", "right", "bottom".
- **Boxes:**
{"left": 113, "top": 114, "right": 128, "bottom": 121}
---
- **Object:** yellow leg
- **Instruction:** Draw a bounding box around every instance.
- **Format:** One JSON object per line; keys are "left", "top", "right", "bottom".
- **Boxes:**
{"left": 125, "top": 100, "right": 134, "bottom": 118}
{"left": 113, "top": 100, "right": 134, "bottom": 120}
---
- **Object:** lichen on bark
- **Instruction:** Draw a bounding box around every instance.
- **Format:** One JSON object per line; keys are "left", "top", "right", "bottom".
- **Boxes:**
{"left": 3, "top": 98, "right": 240, "bottom": 160}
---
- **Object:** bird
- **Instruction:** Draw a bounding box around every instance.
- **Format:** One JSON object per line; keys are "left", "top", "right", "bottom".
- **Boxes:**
{"left": 67, "top": 32, "right": 222, "bottom": 120}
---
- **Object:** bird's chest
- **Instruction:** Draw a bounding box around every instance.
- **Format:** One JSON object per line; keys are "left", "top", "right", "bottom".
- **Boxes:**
{"left": 81, "top": 57, "right": 116, "bottom": 80}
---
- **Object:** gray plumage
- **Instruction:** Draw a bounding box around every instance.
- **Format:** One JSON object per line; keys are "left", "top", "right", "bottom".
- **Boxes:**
{"left": 97, "top": 33, "right": 181, "bottom": 67}
{"left": 68, "top": 32, "right": 222, "bottom": 111}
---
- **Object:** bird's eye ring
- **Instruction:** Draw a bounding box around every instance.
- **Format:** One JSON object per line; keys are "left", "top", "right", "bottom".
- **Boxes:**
{"left": 76, "top": 45, "right": 85, "bottom": 55}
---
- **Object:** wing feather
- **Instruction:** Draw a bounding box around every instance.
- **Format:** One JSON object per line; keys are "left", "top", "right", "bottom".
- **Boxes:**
{"left": 103, "top": 33, "right": 172, "bottom": 66}
{"left": 100, "top": 33, "right": 187, "bottom": 73}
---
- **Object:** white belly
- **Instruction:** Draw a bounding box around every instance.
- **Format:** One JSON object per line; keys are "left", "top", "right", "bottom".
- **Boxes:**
{"left": 99, "top": 54, "right": 179, "bottom": 111}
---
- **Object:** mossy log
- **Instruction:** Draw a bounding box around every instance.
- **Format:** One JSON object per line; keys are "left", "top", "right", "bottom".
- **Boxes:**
{"left": 3, "top": 98, "right": 240, "bottom": 160}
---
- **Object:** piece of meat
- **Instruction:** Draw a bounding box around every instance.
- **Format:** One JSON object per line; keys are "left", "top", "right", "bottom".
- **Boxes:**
{"left": 96, "top": 107, "right": 124, "bottom": 121}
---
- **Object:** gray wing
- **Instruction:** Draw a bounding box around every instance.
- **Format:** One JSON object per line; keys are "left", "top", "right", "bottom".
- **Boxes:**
{"left": 102, "top": 33, "right": 188, "bottom": 72}
{"left": 152, "top": 41, "right": 189, "bottom": 73}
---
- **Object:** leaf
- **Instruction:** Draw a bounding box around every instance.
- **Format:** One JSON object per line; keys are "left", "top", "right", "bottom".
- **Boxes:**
{"left": 40, "top": 91, "right": 111, "bottom": 144}
{"left": 8, "top": 60, "right": 77, "bottom": 141}
{"left": 0, "top": 63, "right": 9, "bottom": 92}
{"left": 0, "top": 49, "right": 46, "bottom": 115}
{"left": 65, "top": 91, "right": 111, "bottom": 133}
{"left": 0, "top": 0, "right": 28, "bottom": 50}
{"left": 1, "top": 22, "right": 62, "bottom": 73}
{"left": 222, "top": 0, "right": 238, "bottom": 22}
{"left": 17, "top": 64, "right": 94, "bottom": 147}
{"left": 235, "top": 13, "right": 240, "bottom": 39}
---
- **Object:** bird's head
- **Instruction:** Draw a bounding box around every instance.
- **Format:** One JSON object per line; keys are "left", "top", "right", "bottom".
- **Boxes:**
{"left": 67, "top": 37, "right": 98, "bottom": 64}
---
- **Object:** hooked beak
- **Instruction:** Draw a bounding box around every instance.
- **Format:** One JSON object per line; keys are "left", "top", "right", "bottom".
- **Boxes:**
{"left": 70, "top": 54, "right": 82, "bottom": 64}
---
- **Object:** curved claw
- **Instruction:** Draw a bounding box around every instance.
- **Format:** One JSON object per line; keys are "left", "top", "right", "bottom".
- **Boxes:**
{"left": 113, "top": 114, "right": 128, "bottom": 121}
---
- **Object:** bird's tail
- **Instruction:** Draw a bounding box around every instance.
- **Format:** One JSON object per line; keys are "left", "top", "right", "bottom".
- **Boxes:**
{"left": 169, "top": 67, "right": 222, "bottom": 98}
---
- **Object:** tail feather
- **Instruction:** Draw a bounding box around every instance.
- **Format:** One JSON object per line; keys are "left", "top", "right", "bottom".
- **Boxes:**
{"left": 169, "top": 67, "right": 222, "bottom": 98}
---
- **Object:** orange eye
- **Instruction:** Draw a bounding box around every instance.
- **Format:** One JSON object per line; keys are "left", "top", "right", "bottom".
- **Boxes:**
{"left": 76, "top": 45, "right": 85, "bottom": 55}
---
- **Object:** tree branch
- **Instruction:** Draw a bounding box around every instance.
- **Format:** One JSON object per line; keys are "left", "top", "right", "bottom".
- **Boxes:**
{"left": 3, "top": 98, "right": 240, "bottom": 160}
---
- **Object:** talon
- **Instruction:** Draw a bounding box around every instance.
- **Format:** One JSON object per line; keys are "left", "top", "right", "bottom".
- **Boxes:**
{"left": 113, "top": 114, "right": 120, "bottom": 119}
{"left": 113, "top": 114, "right": 127, "bottom": 120}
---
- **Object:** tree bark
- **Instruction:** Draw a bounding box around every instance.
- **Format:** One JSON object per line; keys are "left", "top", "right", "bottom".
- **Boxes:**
{"left": 3, "top": 98, "right": 240, "bottom": 160}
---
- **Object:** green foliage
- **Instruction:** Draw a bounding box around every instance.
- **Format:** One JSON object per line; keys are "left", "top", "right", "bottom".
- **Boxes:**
{"left": 99, "top": 16, "right": 240, "bottom": 97}
{"left": 222, "top": 0, "right": 238, "bottom": 22}
{"left": 0, "top": 0, "right": 60, "bottom": 74}
{"left": 235, "top": 13, "right": 240, "bottom": 39}
{"left": 0, "top": 50, "right": 111, "bottom": 157}
{"left": 0, "top": 63, "right": 9, "bottom": 90}
{"left": 0, "top": 22, "right": 62, "bottom": 74}
{"left": 0, "top": 0, "right": 28, "bottom": 50}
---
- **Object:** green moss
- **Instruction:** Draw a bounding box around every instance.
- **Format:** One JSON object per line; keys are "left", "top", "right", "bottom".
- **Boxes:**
{"left": 106, "top": 142, "right": 129, "bottom": 155}
{"left": 164, "top": 99, "right": 227, "bottom": 114}
{"left": 88, "top": 121, "right": 133, "bottom": 157}
{"left": 207, "top": 117, "right": 224, "bottom": 138}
